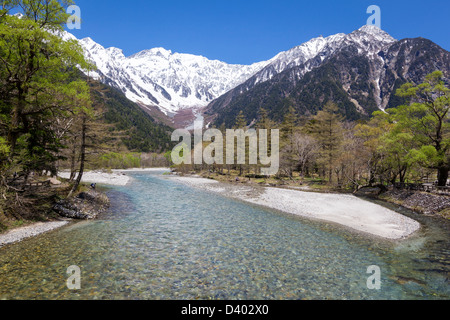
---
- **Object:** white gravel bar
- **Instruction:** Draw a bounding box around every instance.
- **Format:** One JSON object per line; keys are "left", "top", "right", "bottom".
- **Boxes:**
{"left": 58, "top": 170, "right": 131, "bottom": 186}
{"left": 58, "top": 168, "right": 171, "bottom": 186}
{"left": 170, "top": 175, "right": 421, "bottom": 240}
{"left": 0, "top": 221, "right": 70, "bottom": 248}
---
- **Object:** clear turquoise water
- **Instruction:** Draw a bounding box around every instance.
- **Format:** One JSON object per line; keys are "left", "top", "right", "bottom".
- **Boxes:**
{"left": 0, "top": 171, "right": 448, "bottom": 300}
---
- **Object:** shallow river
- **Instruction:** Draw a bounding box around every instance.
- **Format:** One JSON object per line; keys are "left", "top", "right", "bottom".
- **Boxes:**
{"left": 0, "top": 171, "right": 448, "bottom": 299}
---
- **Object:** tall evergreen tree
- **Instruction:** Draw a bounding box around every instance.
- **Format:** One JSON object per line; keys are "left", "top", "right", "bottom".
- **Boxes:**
{"left": 234, "top": 110, "right": 247, "bottom": 129}
{"left": 256, "top": 108, "right": 275, "bottom": 130}
{"left": 306, "top": 101, "right": 344, "bottom": 183}
{"left": 280, "top": 106, "right": 299, "bottom": 177}
{"left": 233, "top": 110, "right": 248, "bottom": 176}
{"left": 281, "top": 106, "right": 298, "bottom": 144}
{"left": 256, "top": 108, "right": 276, "bottom": 175}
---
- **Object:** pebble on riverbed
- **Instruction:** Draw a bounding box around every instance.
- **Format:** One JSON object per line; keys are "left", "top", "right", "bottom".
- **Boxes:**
{"left": 53, "top": 190, "right": 110, "bottom": 220}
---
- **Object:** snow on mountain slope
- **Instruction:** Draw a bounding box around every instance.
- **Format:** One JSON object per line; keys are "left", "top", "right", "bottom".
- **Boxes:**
{"left": 253, "top": 33, "right": 346, "bottom": 84}
{"left": 71, "top": 35, "right": 270, "bottom": 115}
{"left": 66, "top": 25, "right": 397, "bottom": 118}
{"left": 250, "top": 25, "right": 396, "bottom": 87}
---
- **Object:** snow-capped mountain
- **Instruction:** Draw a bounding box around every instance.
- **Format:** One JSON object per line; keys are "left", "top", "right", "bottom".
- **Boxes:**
{"left": 65, "top": 25, "right": 448, "bottom": 129}
{"left": 239, "top": 25, "right": 396, "bottom": 91}
{"left": 66, "top": 25, "right": 395, "bottom": 119}
{"left": 254, "top": 33, "right": 347, "bottom": 84}
{"left": 205, "top": 25, "right": 449, "bottom": 127}
{"left": 68, "top": 34, "right": 270, "bottom": 116}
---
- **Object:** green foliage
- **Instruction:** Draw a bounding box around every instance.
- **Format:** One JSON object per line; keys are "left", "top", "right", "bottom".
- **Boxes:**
{"left": 0, "top": 1, "right": 174, "bottom": 199}
{"left": 305, "top": 101, "right": 344, "bottom": 183}
{"left": 0, "top": 2, "right": 94, "bottom": 180}
{"left": 281, "top": 105, "right": 298, "bottom": 142}
{"left": 190, "top": 72, "right": 449, "bottom": 189}
{"left": 93, "top": 152, "right": 142, "bottom": 169}
{"left": 256, "top": 107, "right": 276, "bottom": 130}
{"left": 389, "top": 71, "right": 450, "bottom": 185}
{"left": 164, "top": 150, "right": 174, "bottom": 166}
{"left": 0, "top": 136, "right": 9, "bottom": 155}
{"left": 408, "top": 146, "right": 439, "bottom": 168}
{"left": 234, "top": 110, "right": 247, "bottom": 129}
{"left": 353, "top": 71, "right": 450, "bottom": 186}
{"left": 14, "top": 0, "right": 74, "bottom": 30}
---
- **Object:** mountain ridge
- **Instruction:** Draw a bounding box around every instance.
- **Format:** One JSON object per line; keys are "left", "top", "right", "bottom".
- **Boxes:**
{"left": 69, "top": 33, "right": 270, "bottom": 118}
{"left": 65, "top": 25, "right": 449, "bottom": 128}
{"left": 68, "top": 26, "right": 392, "bottom": 112}
{"left": 204, "top": 28, "right": 449, "bottom": 127}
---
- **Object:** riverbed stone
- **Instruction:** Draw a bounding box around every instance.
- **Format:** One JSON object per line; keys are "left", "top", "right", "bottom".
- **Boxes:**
{"left": 354, "top": 186, "right": 383, "bottom": 197}
{"left": 47, "top": 177, "right": 62, "bottom": 185}
{"left": 53, "top": 190, "right": 110, "bottom": 220}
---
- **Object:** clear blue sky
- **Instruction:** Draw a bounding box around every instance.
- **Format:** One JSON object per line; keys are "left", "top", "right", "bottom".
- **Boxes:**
{"left": 67, "top": 0, "right": 450, "bottom": 65}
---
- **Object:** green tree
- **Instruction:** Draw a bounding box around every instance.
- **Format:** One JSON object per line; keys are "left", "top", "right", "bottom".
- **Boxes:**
{"left": 256, "top": 108, "right": 275, "bottom": 131}
{"left": 279, "top": 106, "right": 299, "bottom": 178}
{"left": 234, "top": 110, "right": 247, "bottom": 176}
{"left": 256, "top": 108, "right": 276, "bottom": 175}
{"left": 379, "top": 126, "right": 414, "bottom": 185}
{"left": 392, "top": 71, "right": 450, "bottom": 186}
{"left": 234, "top": 110, "right": 247, "bottom": 129}
{"left": 354, "top": 112, "right": 392, "bottom": 185}
{"left": 306, "top": 101, "right": 344, "bottom": 184}
{"left": 280, "top": 106, "right": 298, "bottom": 144}
{"left": 0, "top": 1, "right": 93, "bottom": 187}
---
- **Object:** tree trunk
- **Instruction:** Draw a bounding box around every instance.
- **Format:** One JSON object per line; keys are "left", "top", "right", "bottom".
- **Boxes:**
{"left": 7, "top": 84, "right": 25, "bottom": 158}
{"left": 369, "top": 169, "right": 376, "bottom": 186}
{"left": 69, "top": 141, "right": 77, "bottom": 182}
{"left": 69, "top": 115, "right": 86, "bottom": 197}
{"left": 437, "top": 166, "right": 449, "bottom": 187}
{"left": 399, "top": 169, "right": 406, "bottom": 184}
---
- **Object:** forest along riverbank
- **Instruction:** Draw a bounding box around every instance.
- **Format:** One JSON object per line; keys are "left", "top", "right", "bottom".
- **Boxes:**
{"left": 168, "top": 175, "right": 421, "bottom": 240}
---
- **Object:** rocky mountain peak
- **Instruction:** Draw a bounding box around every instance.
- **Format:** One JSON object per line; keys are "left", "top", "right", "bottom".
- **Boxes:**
{"left": 65, "top": 25, "right": 447, "bottom": 128}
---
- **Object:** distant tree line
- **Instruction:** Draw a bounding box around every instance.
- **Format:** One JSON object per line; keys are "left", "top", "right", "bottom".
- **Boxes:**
{"left": 173, "top": 71, "right": 449, "bottom": 189}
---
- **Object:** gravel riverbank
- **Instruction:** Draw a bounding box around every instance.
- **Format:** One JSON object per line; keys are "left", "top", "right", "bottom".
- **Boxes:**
{"left": 169, "top": 175, "right": 421, "bottom": 240}
{"left": 0, "top": 220, "right": 70, "bottom": 248}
